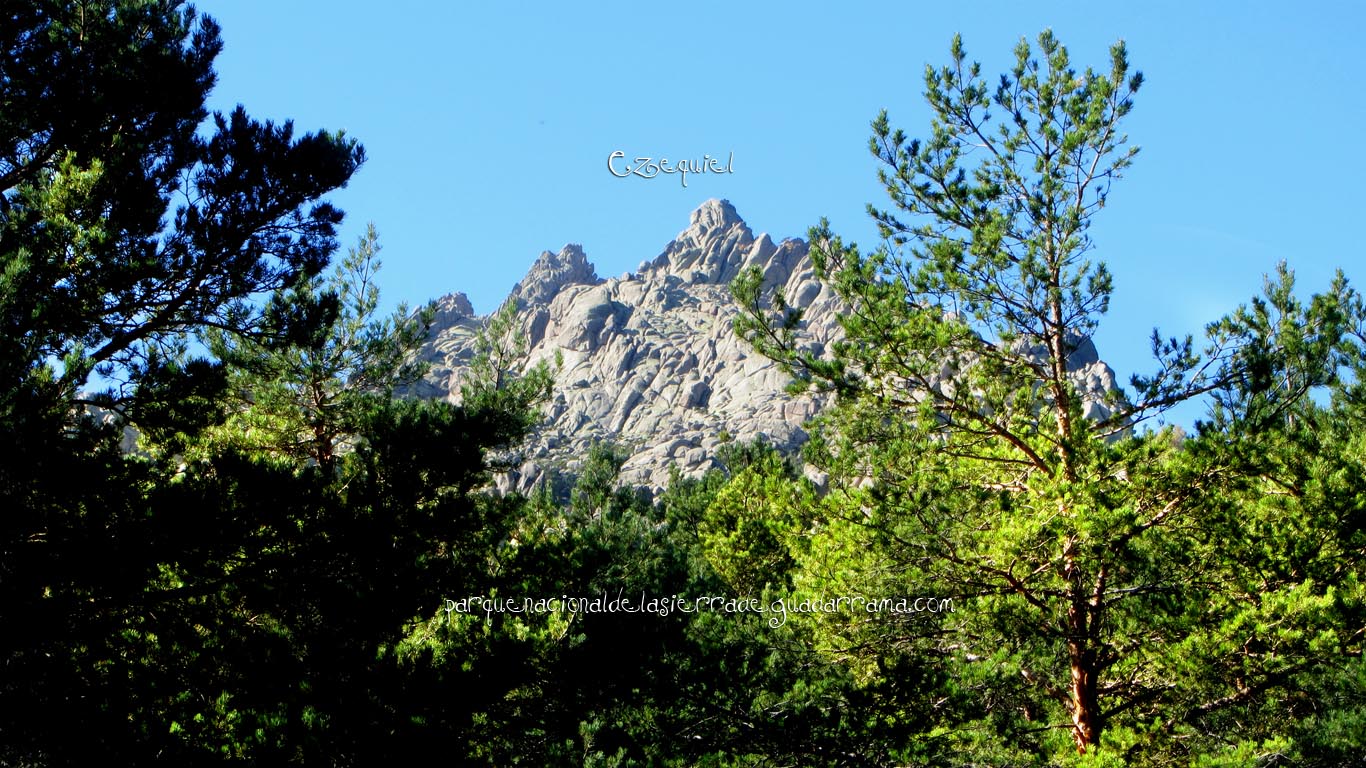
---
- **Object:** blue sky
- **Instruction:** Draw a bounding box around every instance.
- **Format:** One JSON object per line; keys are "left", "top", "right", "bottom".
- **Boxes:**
{"left": 200, "top": 1, "right": 1364, "bottom": 427}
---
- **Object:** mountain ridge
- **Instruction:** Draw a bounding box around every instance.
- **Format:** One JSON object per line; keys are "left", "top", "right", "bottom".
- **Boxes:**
{"left": 413, "top": 199, "right": 1122, "bottom": 494}
{"left": 413, "top": 199, "right": 840, "bottom": 493}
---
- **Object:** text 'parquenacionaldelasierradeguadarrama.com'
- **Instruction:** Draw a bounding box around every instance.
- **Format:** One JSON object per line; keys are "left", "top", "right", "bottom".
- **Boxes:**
{"left": 444, "top": 592, "right": 955, "bottom": 629}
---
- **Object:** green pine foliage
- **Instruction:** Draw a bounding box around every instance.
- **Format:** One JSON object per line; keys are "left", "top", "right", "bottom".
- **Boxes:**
{"left": 200, "top": 223, "right": 435, "bottom": 465}
{"left": 733, "top": 30, "right": 1366, "bottom": 765}
{"left": 5, "top": 5, "right": 1366, "bottom": 765}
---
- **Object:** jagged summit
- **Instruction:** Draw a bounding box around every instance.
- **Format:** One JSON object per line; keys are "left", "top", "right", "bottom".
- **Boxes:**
{"left": 414, "top": 201, "right": 842, "bottom": 493}
{"left": 413, "top": 201, "right": 1121, "bottom": 494}
{"left": 687, "top": 198, "right": 745, "bottom": 234}
{"left": 508, "top": 243, "right": 601, "bottom": 308}
{"left": 644, "top": 199, "right": 804, "bottom": 288}
{"left": 430, "top": 291, "right": 475, "bottom": 327}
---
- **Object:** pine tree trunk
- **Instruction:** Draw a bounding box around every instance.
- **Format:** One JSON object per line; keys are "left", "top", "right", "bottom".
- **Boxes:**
{"left": 1065, "top": 542, "right": 1103, "bottom": 753}
{"left": 1068, "top": 630, "right": 1101, "bottom": 753}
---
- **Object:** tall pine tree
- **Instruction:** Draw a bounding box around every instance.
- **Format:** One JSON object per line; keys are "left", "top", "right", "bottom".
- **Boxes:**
{"left": 0, "top": 2, "right": 362, "bottom": 761}
{"left": 734, "top": 31, "right": 1365, "bottom": 762}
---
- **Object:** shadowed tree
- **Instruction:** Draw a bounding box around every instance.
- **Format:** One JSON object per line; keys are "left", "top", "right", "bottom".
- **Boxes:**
{"left": 0, "top": 1, "right": 362, "bottom": 762}
{"left": 203, "top": 223, "right": 434, "bottom": 467}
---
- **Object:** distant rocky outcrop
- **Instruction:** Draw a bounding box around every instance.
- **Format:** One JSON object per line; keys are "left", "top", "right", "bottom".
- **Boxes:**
{"left": 414, "top": 199, "right": 1121, "bottom": 494}
{"left": 413, "top": 200, "right": 841, "bottom": 493}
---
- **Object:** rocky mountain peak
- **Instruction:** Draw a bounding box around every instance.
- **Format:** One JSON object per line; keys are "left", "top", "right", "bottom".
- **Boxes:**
{"left": 645, "top": 198, "right": 804, "bottom": 288}
{"left": 509, "top": 243, "right": 601, "bottom": 308}
{"left": 430, "top": 291, "right": 475, "bottom": 328}
{"left": 414, "top": 201, "right": 843, "bottom": 493}
{"left": 688, "top": 197, "right": 745, "bottom": 234}
{"left": 414, "top": 201, "right": 1120, "bottom": 495}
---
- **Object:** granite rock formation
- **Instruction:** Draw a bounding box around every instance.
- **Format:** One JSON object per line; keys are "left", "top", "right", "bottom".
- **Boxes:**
{"left": 414, "top": 199, "right": 1121, "bottom": 494}
{"left": 414, "top": 200, "right": 840, "bottom": 493}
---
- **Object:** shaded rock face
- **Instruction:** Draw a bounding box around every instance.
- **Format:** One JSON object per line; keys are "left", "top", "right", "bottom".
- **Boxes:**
{"left": 416, "top": 199, "right": 841, "bottom": 494}
{"left": 415, "top": 199, "right": 1122, "bottom": 494}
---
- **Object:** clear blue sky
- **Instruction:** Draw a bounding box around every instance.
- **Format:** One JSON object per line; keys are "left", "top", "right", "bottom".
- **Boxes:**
{"left": 200, "top": 1, "right": 1364, "bottom": 427}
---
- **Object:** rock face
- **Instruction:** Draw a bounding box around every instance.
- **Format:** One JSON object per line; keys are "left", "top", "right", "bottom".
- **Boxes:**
{"left": 416, "top": 200, "right": 841, "bottom": 493}
{"left": 415, "top": 199, "right": 1121, "bottom": 494}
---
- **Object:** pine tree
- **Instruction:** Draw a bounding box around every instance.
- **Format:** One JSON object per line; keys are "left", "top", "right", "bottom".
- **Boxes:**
{"left": 734, "top": 30, "right": 1364, "bottom": 760}
{"left": 0, "top": 2, "right": 362, "bottom": 761}
{"left": 0, "top": 1, "right": 363, "bottom": 430}
{"left": 203, "top": 224, "right": 433, "bottom": 466}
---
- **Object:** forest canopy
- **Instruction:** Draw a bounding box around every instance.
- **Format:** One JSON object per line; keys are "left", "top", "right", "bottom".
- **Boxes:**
{"left": 2, "top": 4, "right": 1365, "bottom": 766}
